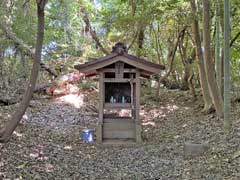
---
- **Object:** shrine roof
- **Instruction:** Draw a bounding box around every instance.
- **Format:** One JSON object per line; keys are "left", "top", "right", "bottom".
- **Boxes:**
{"left": 74, "top": 42, "right": 165, "bottom": 77}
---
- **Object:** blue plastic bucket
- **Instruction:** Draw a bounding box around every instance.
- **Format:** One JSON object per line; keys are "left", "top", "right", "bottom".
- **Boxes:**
{"left": 81, "top": 129, "right": 94, "bottom": 142}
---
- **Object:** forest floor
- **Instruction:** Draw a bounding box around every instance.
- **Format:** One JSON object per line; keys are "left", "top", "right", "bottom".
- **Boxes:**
{"left": 0, "top": 87, "right": 240, "bottom": 180}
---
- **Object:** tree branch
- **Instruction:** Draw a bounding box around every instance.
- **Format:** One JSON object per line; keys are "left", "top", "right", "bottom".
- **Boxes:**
{"left": 78, "top": 1, "right": 109, "bottom": 55}
{"left": 127, "top": 31, "right": 138, "bottom": 50}
{"left": 160, "top": 26, "right": 187, "bottom": 82}
{"left": 0, "top": 21, "right": 57, "bottom": 78}
{"left": 230, "top": 31, "right": 240, "bottom": 47}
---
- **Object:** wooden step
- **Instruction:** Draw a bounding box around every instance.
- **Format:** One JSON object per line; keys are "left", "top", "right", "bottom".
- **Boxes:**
{"left": 103, "top": 118, "right": 135, "bottom": 139}
{"left": 103, "top": 138, "right": 135, "bottom": 145}
{"left": 103, "top": 117, "right": 134, "bottom": 123}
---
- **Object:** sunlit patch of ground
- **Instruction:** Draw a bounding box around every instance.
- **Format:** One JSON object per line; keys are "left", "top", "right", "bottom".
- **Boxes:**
{"left": 19, "top": 91, "right": 98, "bottom": 134}
{"left": 54, "top": 94, "right": 84, "bottom": 108}
{"left": 141, "top": 103, "right": 179, "bottom": 127}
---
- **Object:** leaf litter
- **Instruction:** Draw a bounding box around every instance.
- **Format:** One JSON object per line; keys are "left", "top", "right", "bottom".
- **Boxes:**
{"left": 0, "top": 88, "right": 240, "bottom": 179}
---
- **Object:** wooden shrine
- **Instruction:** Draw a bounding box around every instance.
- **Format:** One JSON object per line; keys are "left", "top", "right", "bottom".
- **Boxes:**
{"left": 74, "top": 42, "right": 165, "bottom": 143}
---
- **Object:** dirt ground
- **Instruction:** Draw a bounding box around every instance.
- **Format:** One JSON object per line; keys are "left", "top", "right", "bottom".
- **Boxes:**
{"left": 0, "top": 88, "right": 240, "bottom": 180}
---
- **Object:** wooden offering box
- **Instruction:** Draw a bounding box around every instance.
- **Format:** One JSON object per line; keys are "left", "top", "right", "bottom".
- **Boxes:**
{"left": 75, "top": 42, "right": 164, "bottom": 143}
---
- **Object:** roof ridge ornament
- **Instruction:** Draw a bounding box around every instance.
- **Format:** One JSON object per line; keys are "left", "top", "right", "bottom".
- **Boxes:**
{"left": 111, "top": 42, "right": 128, "bottom": 55}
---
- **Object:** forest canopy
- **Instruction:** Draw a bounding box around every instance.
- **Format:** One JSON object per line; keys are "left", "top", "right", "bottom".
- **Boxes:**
{"left": 0, "top": 0, "right": 239, "bottom": 84}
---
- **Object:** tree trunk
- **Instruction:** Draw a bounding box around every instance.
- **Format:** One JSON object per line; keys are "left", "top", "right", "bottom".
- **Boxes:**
{"left": 152, "top": 23, "right": 164, "bottom": 65}
{"left": 127, "top": 31, "right": 138, "bottom": 51}
{"left": 20, "top": 50, "right": 28, "bottom": 79}
{"left": 0, "top": 0, "right": 47, "bottom": 143}
{"left": 0, "top": 46, "right": 4, "bottom": 89}
{"left": 190, "top": 0, "right": 213, "bottom": 112}
{"left": 78, "top": 0, "right": 109, "bottom": 55}
{"left": 0, "top": 46, "right": 8, "bottom": 89}
{"left": 188, "top": 71, "right": 196, "bottom": 99}
{"left": 219, "top": 0, "right": 225, "bottom": 98}
{"left": 156, "top": 27, "right": 186, "bottom": 96}
{"left": 130, "top": 0, "right": 136, "bottom": 16}
{"left": 137, "top": 27, "right": 145, "bottom": 57}
{"left": 223, "top": 0, "right": 231, "bottom": 133}
{"left": 178, "top": 31, "right": 188, "bottom": 90}
{"left": 184, "top": 50, "right": 196, "bottom": 99}
{"left": 202, "top": 0, "right": 223, "bottom": 117}
{"left": 181, "top": 64, "right": 190, "bottom": 90}
{"left": 159, "top": 27, "right": 186, "bottom": 82}
{"left": 152, "top": 23, "right": 165, "bottom": 96}
{"left": 215, "top": 2, "right": 222, "bottom": 98}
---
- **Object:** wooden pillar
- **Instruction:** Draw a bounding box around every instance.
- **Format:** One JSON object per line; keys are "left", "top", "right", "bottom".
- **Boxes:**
{"left": 130, "top": 73, "right": 135, "bottom": 118}
{"left": 97, "top": 71, "right": 104, "bottom": 143}
{"left": 135, "top": 69, "right": 142, "bottom": 143}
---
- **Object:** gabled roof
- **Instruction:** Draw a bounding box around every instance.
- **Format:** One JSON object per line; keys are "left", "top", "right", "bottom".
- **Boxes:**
{"left": 74, "top": 42, "right": 165, "bottom": 77}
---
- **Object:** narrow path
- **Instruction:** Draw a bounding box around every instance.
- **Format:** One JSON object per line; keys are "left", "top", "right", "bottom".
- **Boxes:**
{"left": 22, "top": 94, "right": 98, "bottom": 134}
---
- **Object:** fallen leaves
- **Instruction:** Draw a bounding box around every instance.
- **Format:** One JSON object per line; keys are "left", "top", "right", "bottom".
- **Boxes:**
{"left": 0, "top": 88, "right": 240, "bottom": 179}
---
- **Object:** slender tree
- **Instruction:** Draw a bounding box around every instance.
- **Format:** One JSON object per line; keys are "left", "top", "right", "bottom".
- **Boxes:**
{"left": 0, "top": 46, "right": 4, "bottom": 88}
{"left": 137, "top": 27, "right": 145, "bottom": 57}
{"left": 190, "top": 0, "right": 213, "bottom": 112}
{"left": 215, "top": 1, "right": 222, "bottom": 97}
{"left": 0, "top": 0, "right": 47, "bottom": 142}
{"left": 159, "top": 27, "right": 187, "bottom": 83}
{"left": 223, "top": 0, "right": 231, "bottom": 133}
{"left": 202, "top": 0, "right": 224, "bottom": 117}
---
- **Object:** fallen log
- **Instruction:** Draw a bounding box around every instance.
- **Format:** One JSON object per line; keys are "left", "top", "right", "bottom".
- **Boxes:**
{"left": 56, "top": 72, "right": 84, "bottom": 85}
{"left": 1, "top": 72, "right": 84, "bottom": 106}
{"left": 34, "top": 72, "right": 84, "bottom": 95}
{"left": 34, "top": 82, "right": 57, "bottom": 93}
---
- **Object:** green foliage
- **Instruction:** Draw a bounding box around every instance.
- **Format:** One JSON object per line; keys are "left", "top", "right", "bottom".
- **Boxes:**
{"left": 0, "top": 0, "right": 240, "bottom": 87}
{"left": 230, "top": 48, "right": 240, "bottom": 85}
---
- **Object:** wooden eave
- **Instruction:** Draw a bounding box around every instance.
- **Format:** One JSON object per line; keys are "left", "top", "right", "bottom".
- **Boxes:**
{"left": 74, "top": 52, "right": 165, "bottom": 77}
